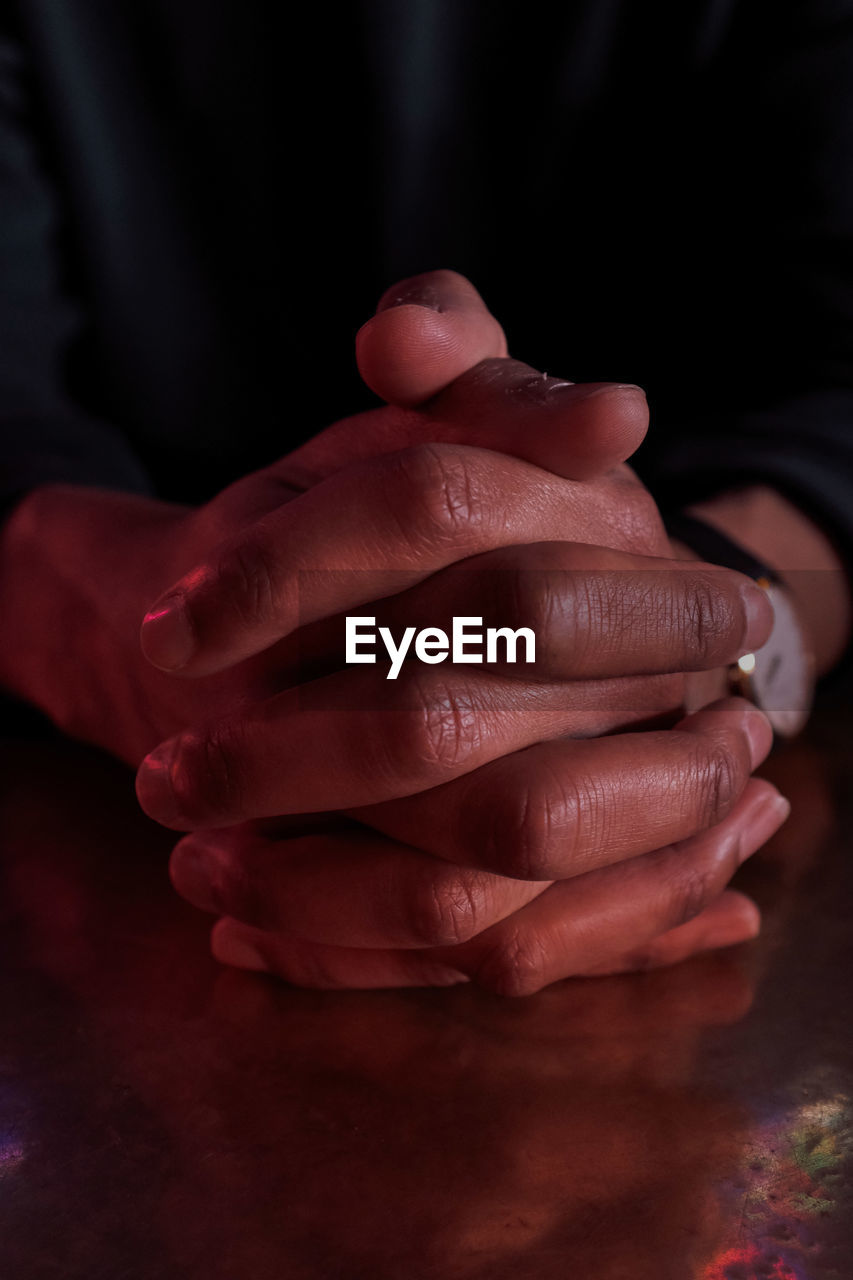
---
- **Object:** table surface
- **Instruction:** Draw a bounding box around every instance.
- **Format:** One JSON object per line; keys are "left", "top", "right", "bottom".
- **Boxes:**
{"left": 1, "top": 704, "right": 852, "bottom": 1280}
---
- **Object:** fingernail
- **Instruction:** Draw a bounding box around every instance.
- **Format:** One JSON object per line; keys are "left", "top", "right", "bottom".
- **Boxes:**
{"left": 551, "top": 380, "right": 641, "bottom": 400}
{"left": 740, "top": 581, "right": 774, "bottom": 652}
{"left": 377, "top": 285, "right": 442, "bottom": 313}
{"left": 742, "top": 704, "right": 774, "bottom": 768}
{"left": 738, "top": 792, "right": 790, "bottom": 863}
{"left": 171, "top": 836, "right": 220, "bottom": 912}
{"left": 426, "top": 967, "right": 472, "bottom": 987}
{"left": 136, "top": 738, "right": 182, "bottom": 825}
{"left": 701, "top": 907, "right": 761, "bottom": 950}
{"left": 141, "top": 594, "right": 196, "bottom": 670}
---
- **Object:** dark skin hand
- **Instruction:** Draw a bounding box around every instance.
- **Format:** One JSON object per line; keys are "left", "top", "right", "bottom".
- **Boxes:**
{"left": 3, "top": 272, "right": 819, "bottom": 991}
{"left": 139, "top": 274, "right": 788, "bottom": 990}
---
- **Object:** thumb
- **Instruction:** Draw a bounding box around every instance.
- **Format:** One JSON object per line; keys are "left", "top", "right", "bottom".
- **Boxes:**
{"left": 356, "top": 268, "right": 508, "bottom": 406}
{"left": 218, "top": 270, "right": 646, "bottom": 522}
{"left": 353, "top": 267, "right": 647, "bottom": 480}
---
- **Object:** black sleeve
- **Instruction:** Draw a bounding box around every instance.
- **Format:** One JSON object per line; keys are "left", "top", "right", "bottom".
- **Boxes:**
{"left": 637, "top": 0, "right": 853, "bottom": 576}
{"left": 0, "top": 16, "right": 151, "bottom": 516}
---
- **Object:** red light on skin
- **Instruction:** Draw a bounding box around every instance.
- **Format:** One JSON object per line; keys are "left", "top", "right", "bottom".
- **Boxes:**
{"left": 703, "top": 1244, "right": 802, "bottom": 1280}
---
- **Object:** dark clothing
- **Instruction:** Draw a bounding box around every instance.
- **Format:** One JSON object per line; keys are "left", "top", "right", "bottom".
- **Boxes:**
{"left": 2, "top": 1, "right": 853, "bottom": 568}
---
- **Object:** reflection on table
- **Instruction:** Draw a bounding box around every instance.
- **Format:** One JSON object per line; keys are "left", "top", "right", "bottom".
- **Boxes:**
{"left": 0, "top": 703, "right": 851, "bottom": 1279}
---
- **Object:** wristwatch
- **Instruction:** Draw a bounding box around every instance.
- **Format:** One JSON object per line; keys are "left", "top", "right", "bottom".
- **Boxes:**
{"left": 665, "top": 513, "right": 816, "bottom": 738}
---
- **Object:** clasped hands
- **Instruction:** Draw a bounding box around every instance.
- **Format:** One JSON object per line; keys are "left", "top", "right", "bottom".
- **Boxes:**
{"left": 135, "top": 271, "right": 789, "bottom": 993}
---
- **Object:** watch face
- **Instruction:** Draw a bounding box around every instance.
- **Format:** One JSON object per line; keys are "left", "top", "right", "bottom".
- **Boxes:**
{"left": 747, "top": 583, "right": 815, "bottom": 737}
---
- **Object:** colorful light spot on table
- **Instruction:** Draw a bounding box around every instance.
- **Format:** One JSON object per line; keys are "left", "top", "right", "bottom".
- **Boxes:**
{"left": 702, "top": 1092, "right": 852, "bottom": 1280}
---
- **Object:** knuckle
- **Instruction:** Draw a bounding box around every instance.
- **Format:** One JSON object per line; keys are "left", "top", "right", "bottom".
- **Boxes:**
{"left": 688, "top": 738, "right": 742, "bottom": 828}
{"left": 175, "top": 725, "right": 244, "bottom": 824}
{"left": 510, "top": 568, "right": 571, "bottom": 647}
{"left": 402, "top": 677, "right": 482, "bottom": 776}
{"left": 407, "top": 870, "right": 486, "bottom": 947}
{"left": 666, "top": 862, "right": 717, "bottom": 928}
{"left": 475, "top": 927, "right": 550, "bottom": 998}
{"left": 477, "top": 766, "right": 578, "bottom": 880}
{"left": 390, "top": 444, "right": 485, "bottom": 552}
{"left": 217, "top": 534, "right": 277, "bottom": 628}
{"left": 498, "top": 783, "right": 553, "bottom": 879}
{"left": 679, "top": 577, "right": 739, "bottom": 666}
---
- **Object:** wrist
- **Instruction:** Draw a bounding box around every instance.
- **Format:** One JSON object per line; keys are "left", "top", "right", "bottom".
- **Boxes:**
{"left": 0, "top": 484, "right": 192, "bottom": 761}
{"left": 684, "top": 486, "right": 851, "bottom": 676}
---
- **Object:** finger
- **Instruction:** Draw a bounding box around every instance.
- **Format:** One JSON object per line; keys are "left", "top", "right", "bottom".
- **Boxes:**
{"left": 140, "top": 444, "right": 662, "bottom": 676}
{"left": 208, "top": 910, "right": 757, "bottom": 994}
{"left": 442, "top": 779, "right": 788, "bottom": 996}
{"left": 208, "top": 896, "right": 759, "bottom": 992}
{"left": 425, "top": 358, "right": 648, "bottom": 480}
{"left": 208, "top": 780, "right": 788, "bottom": 991}
{"left": 580, "top": 890, "right": 761, "bottom": 975}
{"left": 135, "top": 660, "right": 689, "bottom": 830}
{"left": 280, "top": 363, "right": 648, "bottom": 492}
{"left": 353, "top": 698, "right": 773, "bottom": 879}
{"left": 170, "top": 822, "right": 549, "bottom": 949}
{"left": 344, "top": 265, "right": 645, "bottom": 481}
{"left": 172, "top": 823, "right": 757, "bottom": 961}
{"left": 210, "top": 918, "right": 473, "bottom": 989}
{"left": 356, "top": 269, "right": 508, "bottom": 406}
{"left": 242, "top": 537, "right": 767, "bottom": 696}
{"left": 366, "top": 542, "right": 773, "bottom": 680}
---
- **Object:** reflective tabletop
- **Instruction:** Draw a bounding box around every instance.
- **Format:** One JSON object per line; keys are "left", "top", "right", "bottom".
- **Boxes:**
{"left": 1, "top": 703, "right": 851, "bottom": 1279}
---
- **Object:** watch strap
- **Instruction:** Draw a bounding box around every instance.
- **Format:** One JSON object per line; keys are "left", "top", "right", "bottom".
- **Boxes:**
{"left": 664, "top": 512, "right": 780, "bottom": 585}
